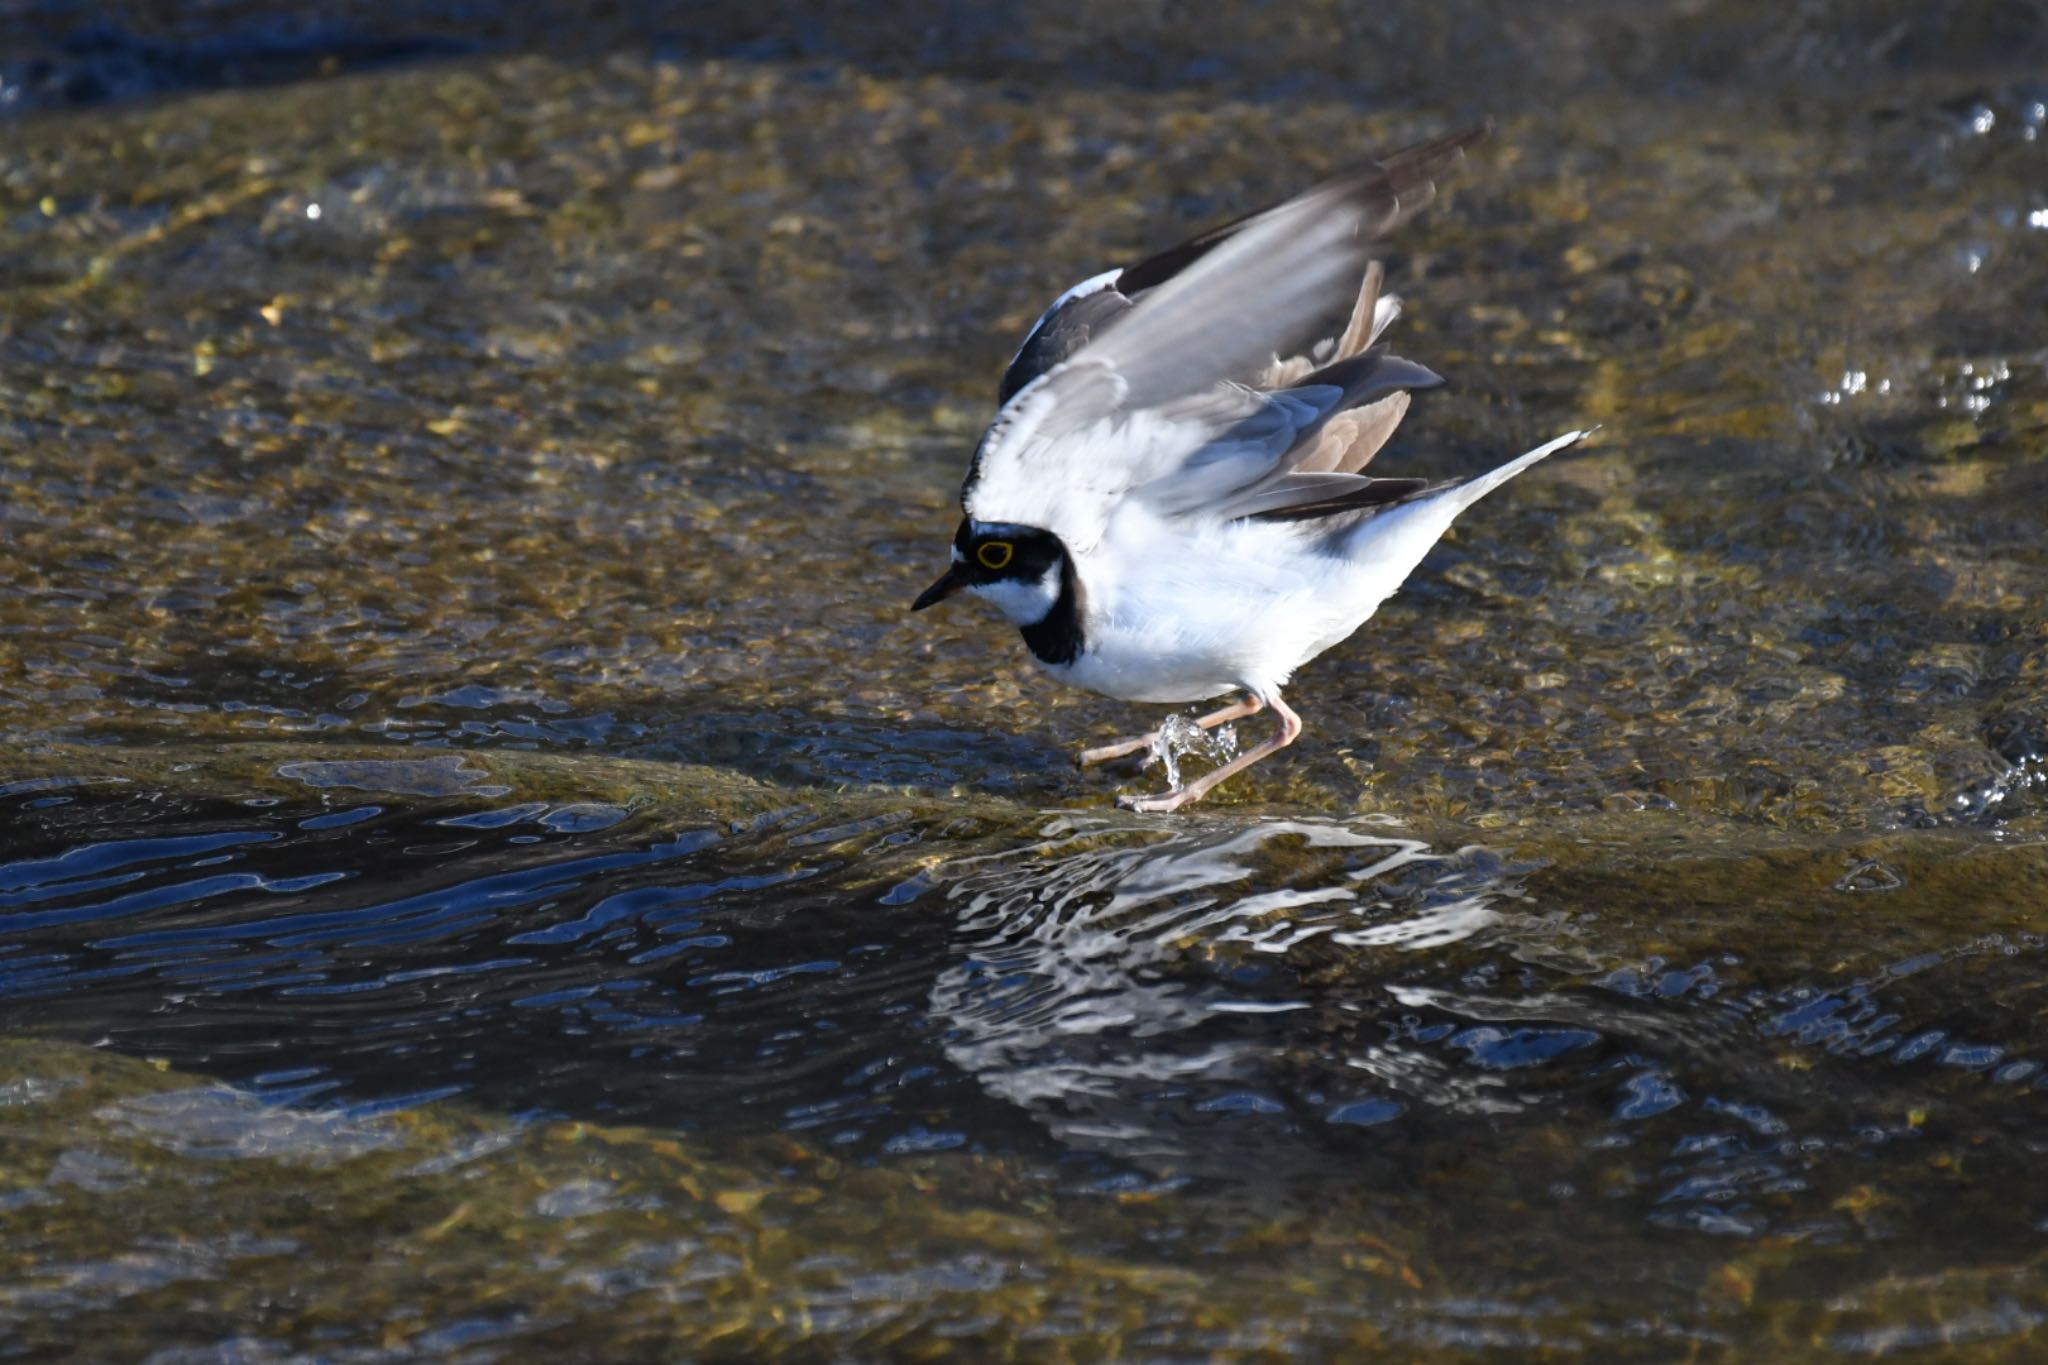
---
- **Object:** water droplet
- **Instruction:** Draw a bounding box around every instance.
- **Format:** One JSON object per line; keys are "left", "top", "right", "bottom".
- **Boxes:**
{"left": 1146, "top": 712, "right": 1240, "bottom": 787}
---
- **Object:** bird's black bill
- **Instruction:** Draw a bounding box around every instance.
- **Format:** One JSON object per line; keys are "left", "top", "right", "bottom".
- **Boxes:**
{"left": 911, "top": 564, "right": 970, "bottom": 612}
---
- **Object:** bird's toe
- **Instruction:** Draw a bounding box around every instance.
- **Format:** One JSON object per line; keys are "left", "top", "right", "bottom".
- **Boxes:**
{"left": 1078, "top": 735, "right": 1157, "bottom": 768}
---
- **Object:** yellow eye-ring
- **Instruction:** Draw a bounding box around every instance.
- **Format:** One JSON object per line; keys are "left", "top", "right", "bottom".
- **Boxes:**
{"left": 976, "top": 541, "right": 1014, "bottom": 571}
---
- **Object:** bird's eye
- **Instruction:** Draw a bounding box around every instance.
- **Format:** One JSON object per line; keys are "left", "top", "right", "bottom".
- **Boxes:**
{"left": 976, "top": 541, "right": 1014, "bottom": 570}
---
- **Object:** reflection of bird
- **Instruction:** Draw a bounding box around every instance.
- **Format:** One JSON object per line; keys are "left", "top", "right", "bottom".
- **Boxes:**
{"left": 912, "top": 124, "right": 1588, "bottom": 812}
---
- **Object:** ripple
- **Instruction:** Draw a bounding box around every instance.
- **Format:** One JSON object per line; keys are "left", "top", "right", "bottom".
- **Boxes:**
{"left": 926, "top": 818, "right": 1520, "bottom": 1163}
{"left": 6, "top": 777, "right": 2048, "bottom": 1356}
{"left": 98, "top": 1087, "right": 400, "bottom": 1164}
{"left": 275, "top": 756, "right": 510, "bottom": 798}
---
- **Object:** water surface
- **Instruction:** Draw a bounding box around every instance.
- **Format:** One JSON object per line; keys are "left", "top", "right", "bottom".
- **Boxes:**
{"left": 4, "top": 0, "right": 2048, "bottom": 1356}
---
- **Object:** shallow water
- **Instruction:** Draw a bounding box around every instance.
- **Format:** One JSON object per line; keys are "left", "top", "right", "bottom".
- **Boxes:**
{"left": 5, "top": 1, "right": 2048, "bottom": 1357}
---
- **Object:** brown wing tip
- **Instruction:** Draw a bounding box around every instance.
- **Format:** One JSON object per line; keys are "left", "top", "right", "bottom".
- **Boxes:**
{"left": 1376, "top": 118, "right": 1493, "bottom": 191}
{"left": 1327, "top": 117, "right": 1491, "bottom": 242}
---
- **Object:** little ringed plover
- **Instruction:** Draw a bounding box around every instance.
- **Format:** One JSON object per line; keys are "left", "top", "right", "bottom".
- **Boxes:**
{"left": 912, "top": 123, "right": 1589, "bottom": 812}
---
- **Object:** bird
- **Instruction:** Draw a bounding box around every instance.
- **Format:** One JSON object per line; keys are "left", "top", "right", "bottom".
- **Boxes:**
{"left": 910, "top": 123, "right": 1589, "bottom": 813}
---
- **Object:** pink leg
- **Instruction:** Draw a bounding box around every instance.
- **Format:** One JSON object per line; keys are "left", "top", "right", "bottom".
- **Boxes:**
{"left": 1076, "top": 694, "right": 1264, "bottom": 767}
{"left": 1117, "top": 694, "right": 1302, "bottom": 814}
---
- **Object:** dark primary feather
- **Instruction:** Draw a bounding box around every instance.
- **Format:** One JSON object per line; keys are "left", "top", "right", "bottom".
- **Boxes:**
{"left": 1243, "top": 476, "right": 1441, "bottom": 523}
{"left": 998, "top": 288, "right": 1132, "bottom": 406}
{"left": 997, "top": 182, "right": 1291, "bottom": 405}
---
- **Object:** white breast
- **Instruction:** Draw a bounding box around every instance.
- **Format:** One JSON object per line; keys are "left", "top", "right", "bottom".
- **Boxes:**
{"left": 1040, "top": 507, "right": 1403, "bottom": 704}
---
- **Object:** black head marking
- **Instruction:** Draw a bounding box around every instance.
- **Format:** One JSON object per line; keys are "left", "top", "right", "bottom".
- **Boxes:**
{"left": 1019, "top": 553, "right": 1086, "bottom": 666}
{"left": 951, "top": 519, "right": 1066, "bottom": 585}
{"left": 950, "top": 519, "right": 1087, "bottom": 666}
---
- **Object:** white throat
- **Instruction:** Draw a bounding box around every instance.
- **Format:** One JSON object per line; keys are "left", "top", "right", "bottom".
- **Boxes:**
{"left": 970, "top": 565, "right": 1061, "bottom": 626}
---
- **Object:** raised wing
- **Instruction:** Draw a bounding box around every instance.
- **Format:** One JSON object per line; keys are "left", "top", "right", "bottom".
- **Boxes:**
{"left": 962, "top": 124, "right": 1488, "bottom": 552}
{"left": 999, "top": 271, "right": 1132, "bottom": 407}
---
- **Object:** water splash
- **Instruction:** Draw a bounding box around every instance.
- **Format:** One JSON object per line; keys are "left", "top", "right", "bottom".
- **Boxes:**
{"left": 1947, "top": 754, "right": 2048, "bottom": 823}
{"left": 1145, "top": 713, "right": 1240, "bottom": 788}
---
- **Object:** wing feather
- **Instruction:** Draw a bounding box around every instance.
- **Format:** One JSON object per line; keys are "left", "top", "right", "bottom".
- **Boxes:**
{"left": 961, "top": 123, "right": 1487, "bottom": 550}
{"left": 1209, "top": 473, "right": 1436, "bottom": 521}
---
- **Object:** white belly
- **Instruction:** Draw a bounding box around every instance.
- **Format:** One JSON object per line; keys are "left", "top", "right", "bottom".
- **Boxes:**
{"left": 1046, "top": 635, "right": 1246, "bottom": 703}
{"left": 1039, "top": 515, "right": 1406, "bottom": 704}
{"left": 992, "top": 432, "right": 1566, "bottom": 707}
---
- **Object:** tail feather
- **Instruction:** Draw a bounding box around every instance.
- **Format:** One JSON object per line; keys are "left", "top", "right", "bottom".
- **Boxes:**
{"left": 1443, "top": 427, "right": 1593, "bottom": 513}
{"left": 1332, "top": 427, "right": 1593, "bottom": 572}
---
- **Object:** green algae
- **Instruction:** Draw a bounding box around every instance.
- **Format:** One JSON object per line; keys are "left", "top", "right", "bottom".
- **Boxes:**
{"left": 0, "top": 1038, "right": 1216, "bottom": 1360}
